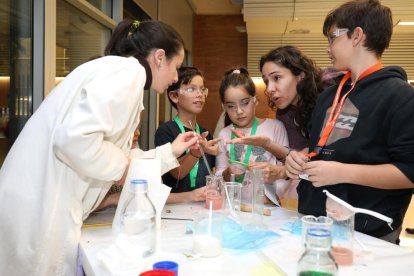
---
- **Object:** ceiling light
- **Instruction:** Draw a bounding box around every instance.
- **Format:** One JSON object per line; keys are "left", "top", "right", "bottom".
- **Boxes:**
{"left": 398, "top": 22, "right": 414, "bottom": 26}
{"left": 252, "top": 77, "right": 264, "bottom": 84}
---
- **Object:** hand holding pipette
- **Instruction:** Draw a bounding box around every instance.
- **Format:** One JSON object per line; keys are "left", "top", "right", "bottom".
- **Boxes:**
{"left": 200, "top": 132, "right": 221, "bottom": 156}
{"left": 189, "top": 120, "right": 213, "bottom": 175}
{"left": 170, "top": 131, "right": 200, "bottom": 157}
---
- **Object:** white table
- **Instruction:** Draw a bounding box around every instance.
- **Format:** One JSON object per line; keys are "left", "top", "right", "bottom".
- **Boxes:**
{"left": 80, "top": 203, "right": 414, "bottom": 276}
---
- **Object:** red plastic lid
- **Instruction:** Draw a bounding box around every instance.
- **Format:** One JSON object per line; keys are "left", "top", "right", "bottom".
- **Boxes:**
{"left": 139, "top": 269, "right": 175, "bottom": 276}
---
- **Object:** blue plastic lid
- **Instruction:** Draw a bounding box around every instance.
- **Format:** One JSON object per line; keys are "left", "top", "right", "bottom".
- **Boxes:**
{"left": 130, "top": 179, "right": 147, "bottom": 185}
{"left": 152, "top": 261, "right": 178, "bottom": 275}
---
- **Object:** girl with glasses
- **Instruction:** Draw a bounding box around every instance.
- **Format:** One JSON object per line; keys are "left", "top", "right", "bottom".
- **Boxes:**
{"left": 155, "top": 67, "right": 220, "bottom": 203}
{"left": 215, "top": 68, "right": 289, "bottom": 205}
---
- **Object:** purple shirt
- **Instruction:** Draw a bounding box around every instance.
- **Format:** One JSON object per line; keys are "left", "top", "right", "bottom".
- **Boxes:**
{"left": 276, "top": 105, "right": 308, "bottom": 151}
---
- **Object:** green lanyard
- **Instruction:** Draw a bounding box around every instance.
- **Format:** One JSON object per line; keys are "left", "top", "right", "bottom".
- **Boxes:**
{"left": 174, "top": 116, "right": 200, "bottom": 188}
{"left": 230, "top": 117, "right": 258, "bottom": 182}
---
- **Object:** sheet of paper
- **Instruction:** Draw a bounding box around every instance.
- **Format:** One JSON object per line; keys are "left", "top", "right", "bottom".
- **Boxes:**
{"left": 112, "top": 157, "right": 171, "bottom": 233}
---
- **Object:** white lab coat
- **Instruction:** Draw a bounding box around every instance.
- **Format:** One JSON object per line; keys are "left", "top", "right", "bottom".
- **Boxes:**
{"left": 0, "top": 56, "right": 178, "bottom": 275}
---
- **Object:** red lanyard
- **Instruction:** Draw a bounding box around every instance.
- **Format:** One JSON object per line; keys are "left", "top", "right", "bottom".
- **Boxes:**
{"left": 308, "top": 62, "right": 383, "bottom": 158}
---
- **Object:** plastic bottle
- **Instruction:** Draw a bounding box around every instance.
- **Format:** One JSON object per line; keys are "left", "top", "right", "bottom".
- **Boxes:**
{"left": 121, "top": 179, "right": 156, "bottom": 257}
{"left": 297, "top": 228, "right": 338, "bottom": 276}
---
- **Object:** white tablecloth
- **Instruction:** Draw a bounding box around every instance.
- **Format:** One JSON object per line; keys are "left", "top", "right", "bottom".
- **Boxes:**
{"left": 80, "top": 203, "right": 414, "bottom": 276}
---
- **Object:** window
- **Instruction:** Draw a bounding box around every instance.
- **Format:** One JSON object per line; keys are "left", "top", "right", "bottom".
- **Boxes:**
{"left": 86, "top": 0, "right": 112, "bottom": 17}
{"left": 56, "top": 0, "right": 112, "bottom": 77}
{"left": 0, "top": 0, "right": 33, "bottom": 164}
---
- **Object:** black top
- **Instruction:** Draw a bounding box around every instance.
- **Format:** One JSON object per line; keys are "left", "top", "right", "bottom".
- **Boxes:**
{"left": 298, "top": 66, "right": 414, "bottom": 238}
{"left": 154, "top": 120, "right": 215, "bottom": 193}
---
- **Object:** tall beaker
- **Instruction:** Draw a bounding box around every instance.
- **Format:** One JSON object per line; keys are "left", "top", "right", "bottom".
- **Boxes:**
{"left": 251, "top": 168, "right": 265, "bottom": 226}
{"left": 327, "top": 211, "right": 354, "bottom": 266}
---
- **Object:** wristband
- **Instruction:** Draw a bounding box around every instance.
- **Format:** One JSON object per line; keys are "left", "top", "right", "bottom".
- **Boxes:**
{"left": 109, "top": 184, "right": 123, "bottom": 194}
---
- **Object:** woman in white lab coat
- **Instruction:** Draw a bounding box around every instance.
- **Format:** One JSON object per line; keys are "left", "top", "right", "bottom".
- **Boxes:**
{"left": 0, "top": 19, "right": 197, "bottom": 275}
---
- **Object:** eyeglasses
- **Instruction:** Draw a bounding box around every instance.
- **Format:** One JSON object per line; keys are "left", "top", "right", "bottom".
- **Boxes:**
{"left": 327, "top": 28, "right": 349, "bottom": 45}
{"left": 222, "top": 97, "right": 256, "bottom": 113}
{"left": 177, "top": 87, "right": 208, "bottom": 97}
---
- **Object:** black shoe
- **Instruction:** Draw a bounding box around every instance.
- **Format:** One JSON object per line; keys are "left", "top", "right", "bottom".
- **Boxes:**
{"left": 406, "top": 228, "right": 414, "bottom": 234}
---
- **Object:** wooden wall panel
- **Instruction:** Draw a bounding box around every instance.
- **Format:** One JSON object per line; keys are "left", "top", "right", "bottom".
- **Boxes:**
{"left": 0, "top": 78, "right": 9, "bottom": 107}
{"left": 193, "top": 15, "right": 275, "bottom": 134}
{"left": 193, "top": 15, "right": 247, "bottom": 133}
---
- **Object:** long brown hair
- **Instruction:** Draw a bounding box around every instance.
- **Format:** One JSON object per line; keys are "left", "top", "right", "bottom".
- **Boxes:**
{"left": 260, "top": 46, "right": 323, "bottom": 138}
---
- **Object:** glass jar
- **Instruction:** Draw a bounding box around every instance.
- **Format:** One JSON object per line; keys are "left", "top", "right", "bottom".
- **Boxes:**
{"left": 297, "top": 228, "right": 338, "bottom": 276}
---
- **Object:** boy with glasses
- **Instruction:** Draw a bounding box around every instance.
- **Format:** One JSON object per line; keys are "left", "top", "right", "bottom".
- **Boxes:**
{"left": 286, "top": 0, "right": 414, "bottom": 243}
{"left": 155, "top": 67, "right": 220, "bottom": 203}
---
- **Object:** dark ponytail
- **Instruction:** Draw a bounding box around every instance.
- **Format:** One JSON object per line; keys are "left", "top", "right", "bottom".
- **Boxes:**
{"left": 105, "top": 19, "right": 184, "bottom": 60}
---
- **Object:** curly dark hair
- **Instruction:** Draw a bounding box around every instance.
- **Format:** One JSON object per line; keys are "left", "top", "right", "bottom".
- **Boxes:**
{"left": 259, "top": 46, "right": 323, "bottom": 139}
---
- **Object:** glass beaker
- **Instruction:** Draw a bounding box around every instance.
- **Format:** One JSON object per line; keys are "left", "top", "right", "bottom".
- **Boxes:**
{"left": 325, "top": 191, "right": 355, "bottom": 266}
{"left": 223, "top": 182, "right": 242, "bottom": 217}
{"left": 327, "top": 212, "right": 354, "bottom": 266}
{"left": 250, "top": 168, "right": 265, "bottom": 226}
{"left": 205, "top": 175, "right": 223, "bottom": 210}
{"left": 192, "top": 212, "right": 223, "bottom": 257}
{"left": 323, "top": 188, "right": 396, "bottom": 266}
{"left": 301, "top": 215, "right": 333, "bottom": 248}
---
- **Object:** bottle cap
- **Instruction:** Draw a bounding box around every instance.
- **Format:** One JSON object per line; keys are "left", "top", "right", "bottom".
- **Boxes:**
{"left": 152, "top": 261, "right": 178, "bottom": 275}
{"left": 130, "top": 179, "right": 147, "bottom": 185}
{"left": 139, "top": 269, "right": 175, "bottom": 276}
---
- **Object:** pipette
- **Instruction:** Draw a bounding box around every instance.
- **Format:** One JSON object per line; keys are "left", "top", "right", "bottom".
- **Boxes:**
{"left": 188, "top": 120, "right": 212, "bottom": 175}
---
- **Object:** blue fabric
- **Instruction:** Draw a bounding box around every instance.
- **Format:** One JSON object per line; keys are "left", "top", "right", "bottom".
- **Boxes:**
{"left": 186, "top": 218, "right": 280, "bottom": 253}
{"left": 221, "top": 218, "right": 279, "bottom": 252}
{"left": 281, "top": 219, "right": 348, "bottom": 241}
{"left": 280, "top": 219, "right": 303, "bottom": 236}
